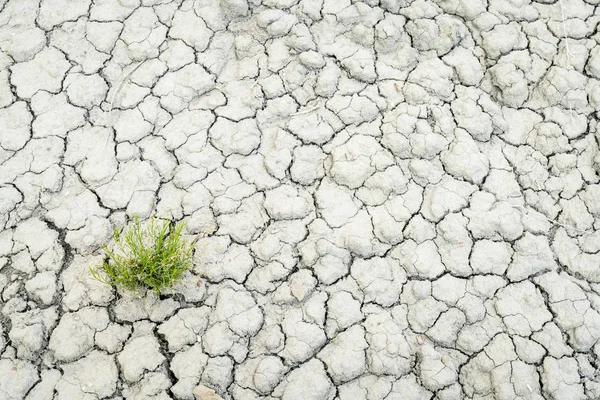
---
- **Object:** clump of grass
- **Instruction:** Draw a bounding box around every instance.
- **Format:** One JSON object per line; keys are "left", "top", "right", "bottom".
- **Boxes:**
{"left": 91, "top": 215, "right": 194, "bottom": 294}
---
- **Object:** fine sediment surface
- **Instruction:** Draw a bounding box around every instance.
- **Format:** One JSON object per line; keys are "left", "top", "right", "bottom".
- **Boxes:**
{"left": 1, "top": 0, "right": 600, "bottom": 399}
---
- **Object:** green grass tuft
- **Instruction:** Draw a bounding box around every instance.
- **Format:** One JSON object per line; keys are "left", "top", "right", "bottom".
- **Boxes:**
{"left": 90, "top": 215, "right": 194, "bottom": 294}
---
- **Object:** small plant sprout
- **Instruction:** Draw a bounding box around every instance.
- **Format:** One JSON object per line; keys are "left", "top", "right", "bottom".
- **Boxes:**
{"left": 90, "top": 215, "right": 194, "bottom": 294}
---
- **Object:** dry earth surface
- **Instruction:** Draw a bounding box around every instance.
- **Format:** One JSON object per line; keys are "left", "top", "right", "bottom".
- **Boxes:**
{"left": 1, "top": 0, "right": 600, "bottom": 399}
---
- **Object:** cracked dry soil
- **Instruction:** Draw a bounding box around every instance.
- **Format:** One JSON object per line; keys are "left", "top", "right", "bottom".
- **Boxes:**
{"left": 1, "top": 0, "right": 600, "bottom": 399}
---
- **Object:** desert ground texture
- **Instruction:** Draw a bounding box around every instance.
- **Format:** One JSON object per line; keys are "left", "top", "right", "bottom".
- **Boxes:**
{"left": 1, "top": 0, "right": 600, "bottom": 399}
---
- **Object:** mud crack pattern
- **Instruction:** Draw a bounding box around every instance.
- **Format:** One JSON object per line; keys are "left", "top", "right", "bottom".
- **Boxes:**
{"left": 1, "top": 0, "right": 600, "bottom": 399}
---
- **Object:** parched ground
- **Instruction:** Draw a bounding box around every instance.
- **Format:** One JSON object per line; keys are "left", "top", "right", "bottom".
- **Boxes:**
{"left": 1, "top": 0, "right": 600, "bottom": 399}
